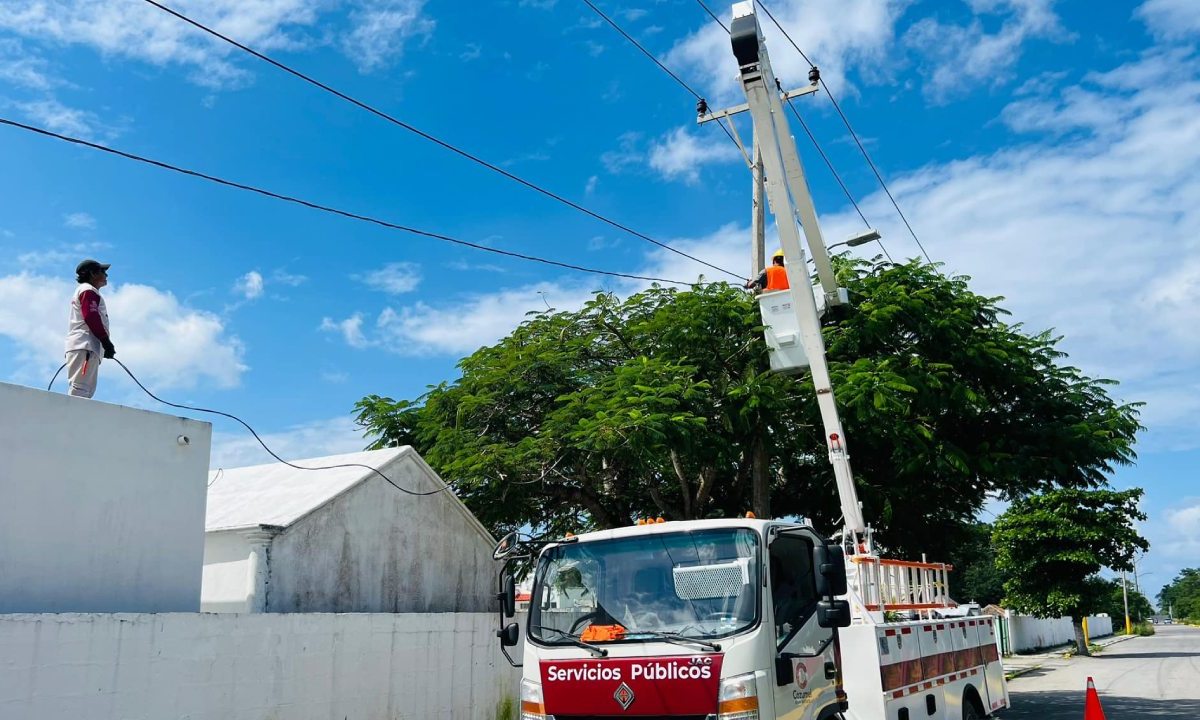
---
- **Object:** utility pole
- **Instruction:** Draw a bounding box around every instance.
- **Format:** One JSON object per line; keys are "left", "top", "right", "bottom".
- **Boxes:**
{"left": 1121, "top": 571, "right": 1132, "bottom": 635}
{"left": 750, "top": 140, "right": 766, "bottom": 280}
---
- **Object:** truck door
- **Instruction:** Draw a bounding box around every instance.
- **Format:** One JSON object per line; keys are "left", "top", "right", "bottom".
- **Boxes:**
{"left": 769, "top": 529, "right": 840, "bottom": 720}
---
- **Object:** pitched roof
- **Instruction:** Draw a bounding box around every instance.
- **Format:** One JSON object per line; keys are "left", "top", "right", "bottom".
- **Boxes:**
{"left": 204, "top": 447, "right": 413, "bottom": 532}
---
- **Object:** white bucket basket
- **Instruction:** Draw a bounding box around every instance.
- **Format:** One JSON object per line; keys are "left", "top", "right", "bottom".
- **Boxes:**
{"left": 757, "top": 289, "right": 809, "bottom": 373}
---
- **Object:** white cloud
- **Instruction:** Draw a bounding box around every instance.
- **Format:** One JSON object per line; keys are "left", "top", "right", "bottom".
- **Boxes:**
{"left": 0, "top": 272, "right": 246, "bottom": 392}
{"left": 62, "top": 212, "right": 96, "bottom": 230}
{"left": 601, "top": 131, "right": 644, "bottom": 174}
{"left": 342, "top": 0, "right": 434, "bottom": 73}
{"left": 0, "top": 0, "right": 433, "bottom": 89}
{"left": 1159, "top": 499, "right": 1200, "bottom": 559}
{"left": 0, "top": 38, "right": 55, "bottom": 90}
{"left": 584, "top": 174, "right": 598, "bottom": 195}
{"left": 210, "top": 415, "right": 366, "bottom": 469}
{"left": 1136, "top": 0, "right": 1200, "bottom": 41}
{"left": 356, "top": 261, "right": 422, "bottom": 294}
{"left": 270, "top": 269, "right": 308, "bottom": 287}
{"left": 814, "top": 47, "right": 1200, "bottom": 449}
{"left": 320, "top": 313, "right": 370, "bottom": 349}
{"left": 666, "top": 0, "right": 909, "bottom": 105}
{"left": 16, "top": 98, "right": 111, "bottom": 140}
{"left": 648, "top": 126, "right": 742, "bottom": 184}
{"left": 233, "top": 270, "right": 264, "bottom": 300}
{"left": 904, "top": 0, "right": 1068, "bottom": 101}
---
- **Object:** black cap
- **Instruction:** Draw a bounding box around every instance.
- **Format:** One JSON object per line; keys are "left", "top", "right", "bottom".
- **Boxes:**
{"left": 76, "top": 259, "right": 111, "bottom": 276}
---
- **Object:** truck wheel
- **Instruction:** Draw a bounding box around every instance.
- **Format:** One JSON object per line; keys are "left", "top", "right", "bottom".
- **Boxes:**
{"left": 962, "top": 699, "right": 984, "bottom": 720}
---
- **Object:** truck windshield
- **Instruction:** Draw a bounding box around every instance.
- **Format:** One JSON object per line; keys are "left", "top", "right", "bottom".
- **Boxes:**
{"left": 529, "top": 528, "right": 761, "bottom": 646}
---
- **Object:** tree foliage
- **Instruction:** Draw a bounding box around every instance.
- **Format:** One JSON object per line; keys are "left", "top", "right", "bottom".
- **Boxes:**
{"left": 993, "top": 488, "right": 1148, "bottom": 652}
{"left": 945, "top": 523, "right": 1009, "bottom": 607}
{"left": 355, "top": 260, "right": 1142, "bottom": 558}
{"left": 1095, "top": 577, "right": 1154, "bottom": 624}
{"left": 1158, "top": 568, "right": 1200, "bottom": 619}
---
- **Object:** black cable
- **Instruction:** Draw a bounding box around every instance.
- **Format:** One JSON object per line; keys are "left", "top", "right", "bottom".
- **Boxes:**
{"left": 785, "top": 97, "right": 893, "bottom": 263}
{"left": 139, "top": 0, "right": 745, "bottom": 283}
{"left": 581, "top": 0, "right": 703, "bottom": 101}
{"left": 694, "top": 0, "right": 729, "bottom": 33}
{"left": 110, "top": 357, "right": 451, "bottom": 497}
{"left": 0, "top": 117, "right": 690, "bottom": 286}
{"left": 754, "top": 0, "right": 933, "bottom": 265}
{"left": 47, "top": 361, "right": 67, "bottom": 391}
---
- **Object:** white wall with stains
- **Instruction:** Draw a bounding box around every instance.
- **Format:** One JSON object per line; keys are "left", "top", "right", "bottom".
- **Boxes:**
{"left": 0, "top": 382, "right": 210, "bottom": 613}
{"left": 0, "top": 612, "right": 520, "bottom": 720}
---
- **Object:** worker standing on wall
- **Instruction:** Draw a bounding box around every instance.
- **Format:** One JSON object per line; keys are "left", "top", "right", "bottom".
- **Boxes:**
{"left": 64, "top": 259, "right": 115, "bottom": 398}
{"left": 743, "top": 249, "right": 790, "bottom": 293}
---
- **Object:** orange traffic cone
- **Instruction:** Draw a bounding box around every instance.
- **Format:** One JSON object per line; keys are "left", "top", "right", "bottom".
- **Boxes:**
{"left": 1084, "top": 677, "right": 1106, "bottom": 720}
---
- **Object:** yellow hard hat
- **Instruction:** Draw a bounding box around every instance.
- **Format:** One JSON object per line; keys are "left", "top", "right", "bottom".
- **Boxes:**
{"left": 772, "top": 249, "right": 785, "bottom": 259}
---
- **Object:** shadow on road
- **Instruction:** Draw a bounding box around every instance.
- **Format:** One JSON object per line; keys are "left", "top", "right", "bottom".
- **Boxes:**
{"left": 1100, "top": 651, "right": 1200, "bottom": 659}
{"left": 1004, "top": 691, "right": 1200, "bottom": 719}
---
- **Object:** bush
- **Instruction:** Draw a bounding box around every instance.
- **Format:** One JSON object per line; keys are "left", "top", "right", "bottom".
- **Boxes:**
{"left": 1132, "top": 621, "right": 1155, "bottom": 636}
{"left": 495, "top": 695, "right": 517, "bottom": 720}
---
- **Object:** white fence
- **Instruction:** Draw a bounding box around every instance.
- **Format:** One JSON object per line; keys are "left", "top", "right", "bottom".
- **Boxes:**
{"left": 0, "top": 612, "right": 518, "bottom": 720}
{"left": 998, "top": 612, "right": 1113, "bottom": 654}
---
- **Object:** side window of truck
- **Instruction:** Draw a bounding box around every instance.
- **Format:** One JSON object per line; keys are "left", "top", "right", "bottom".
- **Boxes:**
{"left": 770, "top": 535, "right": 828, "bottom": 654}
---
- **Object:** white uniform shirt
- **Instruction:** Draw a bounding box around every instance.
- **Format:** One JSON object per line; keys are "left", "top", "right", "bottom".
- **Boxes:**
{"left": 65, "top": 283, "right": 109, "bottom": 356}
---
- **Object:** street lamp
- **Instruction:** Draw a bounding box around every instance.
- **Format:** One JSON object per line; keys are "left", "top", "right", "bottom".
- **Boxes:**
{"left": 828, "top": 227, "right": 881, "bottom": 251}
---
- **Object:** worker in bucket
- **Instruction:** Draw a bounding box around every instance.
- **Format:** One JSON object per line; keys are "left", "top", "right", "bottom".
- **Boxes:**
{"left": 743, "top": 249, "right": 790, "bottom": 292}
{"left": 64, "top": 259, "right": 115, "bottom": 398}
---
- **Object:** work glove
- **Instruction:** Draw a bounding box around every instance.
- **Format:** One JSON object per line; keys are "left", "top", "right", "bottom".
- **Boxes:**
{"left": 102, "top": 339, "right": 116, "bottom": 359}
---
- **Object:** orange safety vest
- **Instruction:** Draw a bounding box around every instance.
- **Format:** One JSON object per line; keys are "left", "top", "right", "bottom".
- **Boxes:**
{"left": 765, "top": 265, "right": 790, "bottom": 291}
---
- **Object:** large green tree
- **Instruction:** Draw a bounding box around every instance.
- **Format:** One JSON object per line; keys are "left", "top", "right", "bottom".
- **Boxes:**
{"left": 944, "top": 522, "right": 1009, "bottom": 607}
{"left": 1158, "top": 568, "right": 1200, "bottom": 620}
{"left": 1095, "top": 577, "right": 1154, "bottom": 626}
{"left": 356, "top": 260, "right": 1141, "bottom": 559}
{"left": 993, "top": 488, "right": 1149, "bottom": 654}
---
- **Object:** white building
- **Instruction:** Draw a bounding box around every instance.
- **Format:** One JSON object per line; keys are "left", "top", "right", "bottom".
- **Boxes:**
{"left": 202, "top": 446, "right": 499, "bottom": 614}
{"left": 0, "top": 381, "right": 210, "bottom": 613}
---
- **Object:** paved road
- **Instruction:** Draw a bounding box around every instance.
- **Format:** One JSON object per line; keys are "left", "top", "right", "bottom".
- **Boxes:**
{"left": 1004, "top": 625, "right": 1200, "bottom": 718}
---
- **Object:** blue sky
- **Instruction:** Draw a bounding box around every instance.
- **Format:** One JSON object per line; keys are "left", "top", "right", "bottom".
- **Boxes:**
{"left": 1, "top": 0, "right": 1197, "bottom": 603}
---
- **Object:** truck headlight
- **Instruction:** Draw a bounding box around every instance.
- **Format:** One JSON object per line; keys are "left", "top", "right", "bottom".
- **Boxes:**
{"left": 520, "top": 678, "right": 552, "bottom": 720}
{"left": 718, "top": 672, "right": 760, "bottom": 719}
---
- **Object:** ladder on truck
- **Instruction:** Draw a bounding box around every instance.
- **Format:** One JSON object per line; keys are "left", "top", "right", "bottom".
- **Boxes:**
{"left": 703, "top": 1, "right": 957, "bottom": 625}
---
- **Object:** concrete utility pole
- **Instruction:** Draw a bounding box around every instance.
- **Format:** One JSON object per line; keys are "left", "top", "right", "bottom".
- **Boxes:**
{"left": 1122, "top": 571, "right": 1132, "bottom": 635}
{"left": 750, "top": 140, "right": 766, "bottom": 279}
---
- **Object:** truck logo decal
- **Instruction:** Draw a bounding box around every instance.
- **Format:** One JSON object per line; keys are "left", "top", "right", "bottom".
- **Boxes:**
{"left": 613, "top": 682, "right": 635, "bottom": 710}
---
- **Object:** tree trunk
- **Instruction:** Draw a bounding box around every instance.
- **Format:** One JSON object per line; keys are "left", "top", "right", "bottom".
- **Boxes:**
{"left": 751, "top": 434, "right": 770, "bottom": 518}
{"left": 1071, "top": 617, "right": 1091, "bottom": 656}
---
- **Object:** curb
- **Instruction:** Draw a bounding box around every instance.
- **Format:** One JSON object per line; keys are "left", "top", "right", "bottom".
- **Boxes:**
{"left": 1004, "top": 665, "right": 1042, "bottom": 681}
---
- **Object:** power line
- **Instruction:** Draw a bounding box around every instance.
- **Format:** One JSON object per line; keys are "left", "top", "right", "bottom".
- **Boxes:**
{"left": 109, "top": 359, "right": 452, "bottom": 497}
{"left": 785, "top": 96, "right": 893, "bottom": 263}
{"left": 580, "top": 0, "right": 750, "bottom": 168}
{"left": 689, "top": 3, "right": 895, "bottom": 264}
{"left": 694, "top": 0, "right": 729, "bottom": 33}
{"left": 754, "top": 0, "right": 933, "bottom": 265}
{"left": 0, "top": 117, "right": 691, "bottom": 286}
{"left": 139, "top": 0, "right": 745, "bottom": 283}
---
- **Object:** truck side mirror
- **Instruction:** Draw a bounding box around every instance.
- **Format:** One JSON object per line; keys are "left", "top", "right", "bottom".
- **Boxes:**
{"left": 494, "top": 530, "right": 520, "bottom": 560}
{"left": 497, "top": 622, "right": 520, "bottom": 647}
{"left": 813, "top": 542, "right": 848, "bottom": 597}
{"left": 817, "top": 599, "right": 852, "bottom": 628}
{"left": 499, "top": 572, "right": 517, "bottom": 618}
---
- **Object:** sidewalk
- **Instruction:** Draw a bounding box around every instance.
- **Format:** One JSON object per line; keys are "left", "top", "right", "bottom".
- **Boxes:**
{"left": 1003, "top": 634, "right": 1136, "bottom": 680}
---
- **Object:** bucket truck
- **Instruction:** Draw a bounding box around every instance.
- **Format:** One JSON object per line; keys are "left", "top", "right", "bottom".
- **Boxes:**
{"left": 491, "top": 4, "right": 1010, "bottom": 718}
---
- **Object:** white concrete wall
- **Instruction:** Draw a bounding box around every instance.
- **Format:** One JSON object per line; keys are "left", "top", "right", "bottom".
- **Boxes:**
{"left": 0, "top": 382, "right": 210, "bottom": 613}
{"left": 199, "top": 531, "right": 255, "bottom": 613}
{"left": 266, "top": 452, "right": 499, "bottom": 613}
{"left": 0, "top": 612, "right": 520, "bottom": 720}
{"left": 1005, "top": 613, "right": 1113, "bottom": 652}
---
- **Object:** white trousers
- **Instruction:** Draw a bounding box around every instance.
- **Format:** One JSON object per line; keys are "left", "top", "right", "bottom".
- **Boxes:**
{"left": 65, "top": 349, "right": 100, "bottom": 398}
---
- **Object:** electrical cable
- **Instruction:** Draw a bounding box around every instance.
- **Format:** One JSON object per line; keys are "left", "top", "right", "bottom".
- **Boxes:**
{"left": 753, "top": 0, "right": 933, "bottom": 264}
{"left": 694, "top": 0, "right": 729, "bottom": 33}
{"left": 139, "top": 0, "right": 745, "bottom": 283}
{"left": 0, "top": 117, "right": 691, "bottom": 286}
{"left": 784, "top": 97, "right": 893, "bottom": 263}
{"left": 47, "top": 361, "right": 67, "bottom": 391}
{"left": 580, "top": 0, "right": 753, "bottom": 171}
{"left": 688, "top": 3, "right": 895, "bottom": 264}
{"left": 109, "top": 357, "right": 452, "bottom": 496}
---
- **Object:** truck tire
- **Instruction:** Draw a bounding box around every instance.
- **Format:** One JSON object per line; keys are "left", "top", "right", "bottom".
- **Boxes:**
{"left": 962, "top": 699, "right": 984, "bottom": 720}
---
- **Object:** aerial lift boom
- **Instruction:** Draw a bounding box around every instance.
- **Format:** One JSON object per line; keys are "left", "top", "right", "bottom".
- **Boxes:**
{"left": 725, "top": 0, "right": 867, "bottom": 546}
